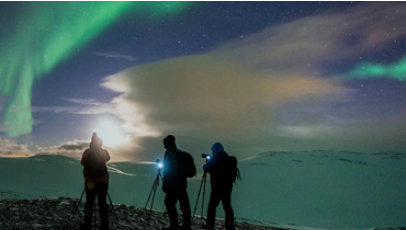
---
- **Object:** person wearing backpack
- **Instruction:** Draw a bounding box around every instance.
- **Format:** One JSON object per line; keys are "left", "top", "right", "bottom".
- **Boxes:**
{"left": 162, "top": 135, "right": 195, "bottom": 230}
{"left": 81, "top": 132, "right": 110, "bottom": 230}
{"left": 203, "top": 142, "right": 236, "bottom": 230}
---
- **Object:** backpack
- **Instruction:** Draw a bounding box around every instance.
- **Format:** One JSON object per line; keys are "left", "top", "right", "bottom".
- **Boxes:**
{"left": 84, "top": 149, "right": 108, "bottom": 178}
{"left": 180, "top": 151, "right": 196, "bottom": 178}
{"left": 224, "top": 155, "right": 240, "bottom": 183}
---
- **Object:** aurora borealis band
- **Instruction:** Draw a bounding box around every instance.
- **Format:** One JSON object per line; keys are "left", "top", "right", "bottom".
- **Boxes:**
{"left": 0, "top": 2, "right": 190, "bottom": 136}
{"left": 348, "top": 56, "right": 406, "bottom": 81}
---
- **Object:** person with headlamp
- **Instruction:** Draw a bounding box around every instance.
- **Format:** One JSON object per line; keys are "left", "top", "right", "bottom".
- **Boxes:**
{"left": 161, "top": 135, "right": 193, "bottom": 230}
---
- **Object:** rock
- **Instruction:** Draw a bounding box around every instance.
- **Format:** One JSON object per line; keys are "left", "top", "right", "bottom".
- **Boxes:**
{"left": 0, "top": 197, "right": 281, "bottom": 230}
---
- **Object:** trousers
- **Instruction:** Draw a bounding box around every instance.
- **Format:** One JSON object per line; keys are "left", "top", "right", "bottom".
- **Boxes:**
{"left": 206, "top": 184, "right": 235, "bottom": 230}
{"left": 164, "top": 189, "right": 191, "bottom": 229}
{"left": 84, "top": 182, "right": 109, "bottom": 230}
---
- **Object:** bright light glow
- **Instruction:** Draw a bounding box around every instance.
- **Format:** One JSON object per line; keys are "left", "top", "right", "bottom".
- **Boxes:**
{"left": 93, "top": 118, "right": 128, "bottom": 147}
{"left": 157, "top": 162, "right": 163, "bottom": 169}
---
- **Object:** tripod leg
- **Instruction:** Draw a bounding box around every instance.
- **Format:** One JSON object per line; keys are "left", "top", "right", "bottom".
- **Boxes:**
{"left": 191, "top": 173, "right": 206, "bottom": 225}
{"left": 144, "top": 181, "right": 155, "bottom": 210}
{"left": 107, "top": 192, "right": 118, "bottom": 221}
{"left": 75, "top": 188, "right": 86, "bottom": 211}
{"left": 201, "top": 174, "right": 207, "bottom": 224}
{"left": 147, "top": 178, "right": 159, "bottom": 224}
{"left": 145, "top": 173, "right": 160, "bottom": 210}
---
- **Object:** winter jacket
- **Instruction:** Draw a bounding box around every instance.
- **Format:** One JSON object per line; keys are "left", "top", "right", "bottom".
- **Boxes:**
{"left": 162, "top": 148, "right": 188, "bottom": 193}
{"left": 81, "top": 147, "right": 110, "bottom": 183}
{"left": 203, "top": 143, "right": 231, "bottom": 190}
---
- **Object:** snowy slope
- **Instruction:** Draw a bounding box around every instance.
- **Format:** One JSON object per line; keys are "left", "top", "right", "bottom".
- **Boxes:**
{"left": 234, "top": 151, "right": 406, "bottom": 229}
{"left": 1, "top": 151, "right": 406, "bottom": 229}
{"left": 0, "top": 155, "right": 83, "bottom": 199}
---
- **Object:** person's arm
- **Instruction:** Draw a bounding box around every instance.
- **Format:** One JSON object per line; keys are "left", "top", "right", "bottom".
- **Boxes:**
{"left": 162, "top": 151, "right": 169, "bottom": 179}
{"left": 203, "top": 158, "right": 215, "bottom": 173}
{"left": 81, "top": 149, "right": 89, "bottom": 166}
{"left": 104, "top": 150, "right": 110, "bottom": 162}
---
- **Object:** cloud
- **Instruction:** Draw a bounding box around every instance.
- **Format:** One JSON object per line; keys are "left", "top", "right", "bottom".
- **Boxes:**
{"left": 0, "top": 137, "right": 90, "bottom": 159}
{"left": 31, "top": 98, "right": 115, "bottom": 115}
{"left": 278, "top": 125, "right": 332, "bottom": 139}
{"left": 33, "top": 140, "right": 88, "bottom": 159}
{"left": 0, "top": 138, "right": 31, "bottom": 156}
{"left": 31, "top": 106, "right": 78, "bottom": 114}
{"left": 101, "top": 3, "right": 406, "bottom": 159}
{"left": 37, "top": 139, "right": 141, "bottom": 162}
{"left": 93, "top": 51, "right": 137, "bottom": 61}
{"left": 215, "top": 3, "right": 406, "bottom": 72}
{"left": 57, "top": 141, "right": 89, "bottom": 151}
{"left": 65, "top": 98, "right": 101, "bottom": 105}
{"left": 103, "top": 56, "right": 344, "bottom": 139}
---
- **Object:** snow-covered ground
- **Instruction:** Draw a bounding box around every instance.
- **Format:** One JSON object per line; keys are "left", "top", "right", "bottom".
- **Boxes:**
{"left": 1, "top": 151, "right": 405, "bottom": 229}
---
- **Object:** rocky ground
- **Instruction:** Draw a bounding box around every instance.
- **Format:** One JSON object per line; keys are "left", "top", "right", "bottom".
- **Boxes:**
{"left": 0, "top": 197, "right": 282, "bottom": 230}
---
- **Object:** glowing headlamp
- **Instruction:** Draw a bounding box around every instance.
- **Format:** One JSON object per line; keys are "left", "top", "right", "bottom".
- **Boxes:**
{"left": 156, "top": 159, "right": 163, "bottom": 169}
{"left": 202, "top": 154, "right": 212, "bottom": 161}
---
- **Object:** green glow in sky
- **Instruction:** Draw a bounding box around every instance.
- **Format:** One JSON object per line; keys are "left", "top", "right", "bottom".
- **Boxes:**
{"left": 348, "top": 56, "right": 406, "bottom": 81}
{"left": 0, "top": 2, "right": 190, "bottom": 137}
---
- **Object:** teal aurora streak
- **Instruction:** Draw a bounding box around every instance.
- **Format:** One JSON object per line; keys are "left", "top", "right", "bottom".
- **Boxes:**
{"left": 0, "top": 2, "right": 190, "bottom": 137}
{"left": 348, "top": 56, "right": 406, "bottom": 81}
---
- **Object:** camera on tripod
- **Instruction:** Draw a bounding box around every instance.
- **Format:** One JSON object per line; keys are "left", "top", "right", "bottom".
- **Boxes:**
{"left": 192, "top": 154, "right": 211, "bottom": 224}
{"left": 202, "top": 154, "right": 212, "bottom": 161}
{"left": 145, "top": 159, "right": 163, "bottom": 224}
{"left": 155, "top": 159, "right": 163, "bottom": 170}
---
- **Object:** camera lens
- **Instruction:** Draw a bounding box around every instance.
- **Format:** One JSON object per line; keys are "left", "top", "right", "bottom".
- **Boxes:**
{"left": 202, "top": 154, "right": 211, "bottom": 160}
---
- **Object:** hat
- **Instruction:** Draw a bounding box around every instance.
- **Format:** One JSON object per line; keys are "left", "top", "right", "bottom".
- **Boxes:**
{"left": 163, "top": 135, "right": 176, "bottom": 145}
{"left": 211, "top": 142, "right": 224, "bottom": 156}
{"left": 90, "top": 132, "right": 103, "bottom": 148}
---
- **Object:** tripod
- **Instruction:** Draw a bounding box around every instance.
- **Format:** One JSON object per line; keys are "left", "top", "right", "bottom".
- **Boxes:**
{"left": 76, "top": 188, "right": 115, "bottom": 210}
{"left": 75, "top": 187, "right": 117, "bottom": 226}
{"left": 144, "top": 168, "right": 162, "bottom": 224}
{"left": 76, "top": 188, "right": 86, "bottom": 211}
{"left": 191, "top": 172, "right": 208, "bottom": 225}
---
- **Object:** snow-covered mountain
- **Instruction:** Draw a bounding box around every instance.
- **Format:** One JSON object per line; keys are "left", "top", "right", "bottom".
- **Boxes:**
{"left": 1, "top": 151, "right": 405, "bottom": 229}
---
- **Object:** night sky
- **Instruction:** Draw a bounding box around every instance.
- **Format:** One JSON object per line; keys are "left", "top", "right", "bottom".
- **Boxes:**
{"left": 1, "top": 2, "right": 406, "bottom": 161}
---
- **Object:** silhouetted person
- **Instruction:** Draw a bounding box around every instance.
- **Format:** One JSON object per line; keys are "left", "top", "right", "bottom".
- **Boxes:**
{"left": 203, "top": 143, "right": 236, "bottom": 230}
{"left": 162, "top": 135, "right": 193, "bottom": 230}
{"left": 81, "top": 132, "right": 110, "bottom": 230}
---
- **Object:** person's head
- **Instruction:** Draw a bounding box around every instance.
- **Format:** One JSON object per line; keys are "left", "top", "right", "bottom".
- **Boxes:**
{"left": 163, "top": 135, "right": 177, "bottom": 150}
{"left": 211, "top": 142, "right": 224, "bottom": 157}
{"left": 90, "top": 132, "right": 103, "bottom": 149}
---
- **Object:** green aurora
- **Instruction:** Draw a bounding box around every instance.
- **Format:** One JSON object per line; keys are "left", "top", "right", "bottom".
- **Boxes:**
{"left": 348, "top": 56, "right": 406, "bottom": 81}
{"left": 0, "top": 2, "right": 190, "bottom": 137}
